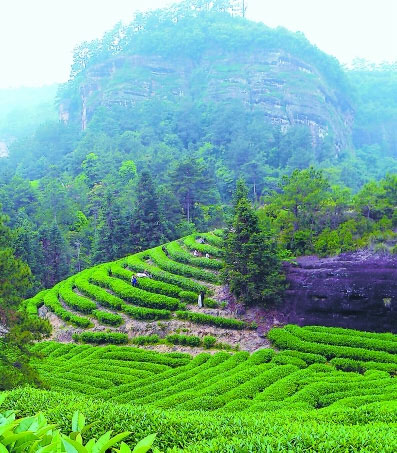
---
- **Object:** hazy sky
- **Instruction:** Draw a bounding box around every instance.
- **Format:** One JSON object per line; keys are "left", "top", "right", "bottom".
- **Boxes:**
{"left": 0, "top": 0, "right": 396, "bottom": 88}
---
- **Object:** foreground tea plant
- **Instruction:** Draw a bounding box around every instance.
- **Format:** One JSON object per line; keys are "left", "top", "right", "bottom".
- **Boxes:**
{"left": 0, "top": 393, "right": 156, "bottom": 452}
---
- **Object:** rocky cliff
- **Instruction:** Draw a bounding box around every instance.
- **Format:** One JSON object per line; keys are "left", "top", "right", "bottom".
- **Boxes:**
{"left": 64, "top": 49, "right": 352, "bottom": 151}
{"left": 282, "top": 252, "right": 397, "bottom": 333}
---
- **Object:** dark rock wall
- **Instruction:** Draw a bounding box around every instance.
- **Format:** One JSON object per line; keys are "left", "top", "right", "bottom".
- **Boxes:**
{"left": 283, "top": 252, "right": 397, "bottom": 333}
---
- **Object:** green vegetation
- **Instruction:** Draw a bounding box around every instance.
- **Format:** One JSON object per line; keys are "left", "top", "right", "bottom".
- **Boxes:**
{"left": 0, "top": 395, "right": 155, "bottom": 452}
{"left": 223, "top": 180, "right": 286, "bottom": 306}
{"left": 73, "top": 332, "right": 129, "bottom": 344}
{"left": 0, "top": 207, "right": 51, "bottom": 390}
{"left": 0, "top": 4, "right": 396, "bottom": 450}
{"left": 261, "top": 168, "right": 397, "bottom": 256}
{"left": 22, "top": 232, "right": 255, "bottom": 340}
{"left": 1, "top": 325, "right": 396, "bottom": 450}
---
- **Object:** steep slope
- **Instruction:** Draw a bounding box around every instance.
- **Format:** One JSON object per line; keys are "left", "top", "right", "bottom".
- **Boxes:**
{"left": 24, "top": 231, "right": 265, "bottom": 351}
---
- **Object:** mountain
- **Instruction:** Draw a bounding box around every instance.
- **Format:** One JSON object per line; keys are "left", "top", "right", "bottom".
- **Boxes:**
{"left": 59, "top": 4, "right": 352, "bottom": 155}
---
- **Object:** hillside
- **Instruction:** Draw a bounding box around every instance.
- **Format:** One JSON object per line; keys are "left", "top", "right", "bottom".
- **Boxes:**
{"left": 24, "top": 231, "right": 268, "bottom": 352}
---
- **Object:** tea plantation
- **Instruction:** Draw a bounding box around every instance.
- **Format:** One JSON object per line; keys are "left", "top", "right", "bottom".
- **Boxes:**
{"left": 23, "top": 231, "right": 251, "bottom": 336}
{"left": 2, "top": 232, "right": 396, "bottom": 451}
{"left": 3, "top": 326, "right": 397, "bottom": 451}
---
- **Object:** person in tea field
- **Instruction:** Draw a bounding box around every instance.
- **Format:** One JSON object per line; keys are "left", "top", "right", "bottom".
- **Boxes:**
{"left": 131, "top": 275, "right": 138, "bottom": 287}
{"left": 198, "top": 290, "right": 205, "bottom": 308}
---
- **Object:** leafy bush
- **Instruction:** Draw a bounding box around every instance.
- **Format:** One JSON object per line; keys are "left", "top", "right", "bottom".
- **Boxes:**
{"left": 126, "top": 253, "right": 208, "bottom": 293}
{"left": 58, "top": 278, "right": 97, "bottom": 314}
{"left": 24, "top": 289, "right": 48, "bottom": 316}
{"left": 111, "top": 261, "right": 183, "bottom": 297}
{"left": 149, "top": 247, "right": 220, "bottom": 283}
{"left": 165, "top": 240, "right": 223, "bottom": 269}
{"left": 73, "top": 332, "right": 129, "bottom": 345}
{"left": 166, "top": 334, "right": 202, "bottom": 347}
{"left": 132, "top": 334, "right": 160, "bottom": 345}
{"left": 93, "top": 309, "right": 124, "bottom": 326}
{"left": 0, "top": 396, "right": 156, "bottom": 453}
{"left": 44, "top": 288, "right": 92, "bottom": 328}
{"left": 183, "top": 234, "right": 224, "bottom": 257}
{"left": 75, "top": 272, "right": 124, "bottom": 310}
{"left": 91, "top": 267, "right": 184, "bottom": 310}
{"left": 203, "top": 335, "right": 217, "bottom": 349}
{"left": 175, "top": 310, "right": 247, "bottom": 329}
{"left": 268, "top": 325, "right": 397, "bottom": 364}
{"left": 121, "top": 304, "right": 172, "bottom": 320}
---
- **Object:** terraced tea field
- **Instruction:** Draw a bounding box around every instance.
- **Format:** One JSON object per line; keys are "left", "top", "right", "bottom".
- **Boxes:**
{"left": 24, "top": 231, "right": 263, "bottom": 350}
{"left": 30, "top": 324, "right": 397, "bottom": 413}
{"left": 12, "top": 231, "right": 397, "bottom": 451}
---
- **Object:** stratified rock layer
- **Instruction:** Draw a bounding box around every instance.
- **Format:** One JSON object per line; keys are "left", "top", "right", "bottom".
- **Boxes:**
{"left": 283, "top": 252, "right": 397, "bottom": 333}
{"left": 64, "top": 50, "right": 352, "bottom": 150}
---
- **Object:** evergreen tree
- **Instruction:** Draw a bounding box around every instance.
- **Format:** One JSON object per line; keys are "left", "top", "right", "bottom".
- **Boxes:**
{"left": 0, "top": 205, "right": 50, "bottom": 390}
{"left": 169, "top": 158, "right": 219, "bottom": 223}
{"left": 40, "top": 221, "right": 70, "bottom": 287}
{"left": 93, "top": 190, "right": 128, "bottom": 263}
{"left": 13, "top": 212, "right": 45, "bottom": 292}
{"left": 131, "top": 171, "right": 166, "bottom": 251}
{"left": 223, "top": 180, "right": 285, "bottom": 306}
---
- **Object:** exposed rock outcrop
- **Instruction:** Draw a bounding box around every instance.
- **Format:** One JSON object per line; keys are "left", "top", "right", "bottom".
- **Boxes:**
{"left": 62, "top": 49, "right": 352, "bottom": 151}
{"left": 282, "top": 252, "right": 397, "bottom": 333}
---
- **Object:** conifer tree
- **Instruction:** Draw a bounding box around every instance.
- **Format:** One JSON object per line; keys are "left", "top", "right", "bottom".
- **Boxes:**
{"left": 223, "top": 180, "right": 285, "bottom": 306}
{"left": 40, "top": 221, "right": 70, "bottom": 287}
{"left": 0, "top": 205, "right": 50, "bottom": 390}
{"left": 13, "top": 212, "right": 45, "bottom": 291}
{"left": 93, "top": 190, "right": 128, "bottom": 263}
{"left": 131, "top": 171, "right": 166, "bottom": 251}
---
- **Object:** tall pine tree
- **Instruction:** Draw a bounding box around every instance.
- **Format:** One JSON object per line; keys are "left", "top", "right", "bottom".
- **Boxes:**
{"left": 223, "top": 180, "right": 285, "bottom": 306}
{"left": 131, "top": 171, "right": 166, "bottom": 251}
{"left": 40, "top": 221, "right": 70, "bottom": 287}
{"left": 92, "top": 190, "right": 129, "bottom": 263}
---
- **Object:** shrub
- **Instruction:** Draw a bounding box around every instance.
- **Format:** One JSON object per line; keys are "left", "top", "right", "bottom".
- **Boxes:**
{"left": 90, "top": 267, "right": 184, "bottom": 310}
{"left": 59, "top": 279, "right": 97, "bottom": 314}
{"left": 149, "top": 247, "right": 220, "bottom": 283}
{"left": 111, "top": 262, "right": 183, "bottom": 297}
{"left": 73, "top": 332, "right": 129, "bottom": 344}
{"left": 165, "top": 241, "right": 223, "bottom": 270}
{"left": 175, "top": 310, "right": 247, "bottom": 330}
{"left": 121, "top": 304, "right": 172, "bottom": 320}
{"left": 0, "top": 401, "right": 156, "bottom": 453}
{"left": 268, "top": 326, "right": 397, "bottom": 364}
{"left": 203, "top": 335, "right": 217, "bottom": 349}
{"left": 126, "top": 253, "right": 208, "bottom": 293}
{"left": 24, "top": 290, "right": 48, "bottom": 316}
{"left": 167, "top": 334, "right": 202, "bottom": 347}
{"left": 75, "top": 273, "right": 124, "bottom": 310}
{"left": 183, "top": 234, "right": 224, "bottom": 257}
{"left": 132, "top": 335, "right": 161, "bottom": 345}
{"left": 248, "top": 349, "right": 275, "bottom": 364}
{"left": 93, "top": 309, "right": 124, "bottom": 326}
{"left": 44, "top": 289, "right": 92, "bottom": 328}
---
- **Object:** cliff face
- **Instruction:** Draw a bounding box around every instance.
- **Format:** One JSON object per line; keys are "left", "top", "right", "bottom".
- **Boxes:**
{"left": 67, "top": 49, "right": 352, "bottom": 151}
{"left": 282, "top": 252, "right": 397, "bottom": 333}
